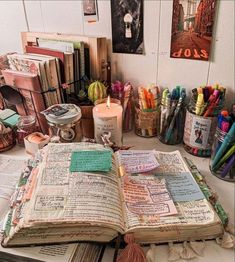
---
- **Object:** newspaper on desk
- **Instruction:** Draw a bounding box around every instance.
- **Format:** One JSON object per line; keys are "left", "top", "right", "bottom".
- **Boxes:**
{"left": 0, "top": 155, "right": 25, "bottom": 219}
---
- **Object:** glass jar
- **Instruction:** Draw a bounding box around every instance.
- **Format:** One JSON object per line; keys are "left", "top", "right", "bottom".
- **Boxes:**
{"left": 158, "top": 101, "right": 186, "bottom": 145}
{"left": 17, "top": 115, "right": 38, "bottom": 145}
{"left": 135, "top": 103, "right": 160, "bottom": 138}
{"left": 183, "top": 94, "right": 224, "bottom": 157}
{"left": 209, "top": 127, "right": 235, "bottom": 182}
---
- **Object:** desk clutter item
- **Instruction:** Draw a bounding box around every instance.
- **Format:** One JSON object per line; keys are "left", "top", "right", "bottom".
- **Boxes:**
{"left": 159, "top": 86, "right": 186, "bottom": 145}
{"left": 0, "top": 109, "right": 19, "bottom": 128}
{"left": 184, "top": 85, "right": 225, "bottom": 157}
{"left": 93, "top": 97, "right": 123, "bottom": 146}
{"left": 42, "top": 104, "right": 82, "bottom": 142}
{"left": 0, "top": 121, "right": 15, "bottom": 152}
{"left": 135, "top": 85, "right": 160, "bottom": 137}
{"left": 111, "top": 81, "right": 134, "bottom": 132}
{"left": 16, "top": 115, "right": 39, "bottom": 146}
{"left": 24, "top": 132, "right": 50, "bottom": 155}
{"left": 2, "top": 143, "right": 225, "bottom": 247}
{"left": 210, "top": 109, "right": 235, "bottom": 182}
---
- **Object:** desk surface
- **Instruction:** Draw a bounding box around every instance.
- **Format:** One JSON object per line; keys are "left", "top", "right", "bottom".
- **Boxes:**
{"left": 3, "top": 132, "right": 234, "bottom": 262}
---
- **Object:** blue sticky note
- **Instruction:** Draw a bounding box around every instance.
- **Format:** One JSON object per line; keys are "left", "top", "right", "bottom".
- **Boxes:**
{"left": 70, "top": 150, "right": 112, "bottom": 172}
{"left": 155, "top": 172, "right": 205, "bottom": 202}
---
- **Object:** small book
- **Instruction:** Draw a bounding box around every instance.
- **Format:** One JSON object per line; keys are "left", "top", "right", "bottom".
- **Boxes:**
{"left": 1, "top": 143, "right": 224, "bottom": 247}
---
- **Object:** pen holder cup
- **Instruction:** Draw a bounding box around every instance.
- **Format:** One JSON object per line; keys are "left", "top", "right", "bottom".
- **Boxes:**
{"left": 183, "top": 109, "right": 217, "bottom": 157}
{"left": 111, "top": 89, "right": 134, "bottom": 132}
{"left": 158, "top": 102, "right": 186, "bottom": 145}
{"left": 209, "top": 128, "right": 235, "bottom": 182}
{"left": 135, "top": 106, "right": 160, "bottom": 137}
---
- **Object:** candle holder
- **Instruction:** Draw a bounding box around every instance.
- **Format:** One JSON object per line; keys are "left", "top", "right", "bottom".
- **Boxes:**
{"left": 93, "top": 97, "right": 123, "bottom": 146}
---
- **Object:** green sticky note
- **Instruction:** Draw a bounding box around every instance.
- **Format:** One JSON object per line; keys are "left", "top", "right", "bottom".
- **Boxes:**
{"left": 70, "top": 150, "right": 112, "bottom": 172}
{"left": 3, "top": 114, "right": 19, "bottom": 127}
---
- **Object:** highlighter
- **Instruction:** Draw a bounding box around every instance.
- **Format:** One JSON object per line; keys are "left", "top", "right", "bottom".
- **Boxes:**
{"left": 195, "top": 93, "right": 204, "bottom": 115}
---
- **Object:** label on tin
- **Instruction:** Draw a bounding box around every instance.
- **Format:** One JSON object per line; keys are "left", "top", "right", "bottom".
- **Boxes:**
{"left": 183, "top": 111, "right": 213, "bottom": 149}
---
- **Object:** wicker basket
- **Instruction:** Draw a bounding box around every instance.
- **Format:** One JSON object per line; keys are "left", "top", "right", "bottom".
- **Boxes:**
{"left": 0, "top": 122, "right": 15, "bottom": 152}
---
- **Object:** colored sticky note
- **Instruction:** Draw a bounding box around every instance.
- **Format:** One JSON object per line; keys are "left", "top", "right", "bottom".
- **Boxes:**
{"left": 70, "top": 150, "right": 112, "bottom": 172}
{"left": 156, "top": 172, "right": 205, "bottom": 202}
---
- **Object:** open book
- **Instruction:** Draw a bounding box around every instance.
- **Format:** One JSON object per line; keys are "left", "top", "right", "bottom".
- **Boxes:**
{"left": 2, "top": 143, "right": 224, "bottom": 247}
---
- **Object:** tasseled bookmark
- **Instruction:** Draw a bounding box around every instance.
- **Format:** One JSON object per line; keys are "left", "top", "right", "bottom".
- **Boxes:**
{"left": 146, "top": 244, "right": 158, "bottom": 262}
{"left": 116, "top": 234, "right": 146, "bottom": 262}
{"left": 168, "top": 242, "right": 181, "bottom": 261}
{"left": 216, "top": 232, "right": 235, "bottom": 249}
{"left": 180, "top": 241, "right": 196, "bottom": 259}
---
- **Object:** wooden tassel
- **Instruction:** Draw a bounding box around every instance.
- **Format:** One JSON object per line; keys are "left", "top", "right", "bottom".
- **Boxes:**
{"left": 117, "top": 234, "right": 146, "bottom": 262}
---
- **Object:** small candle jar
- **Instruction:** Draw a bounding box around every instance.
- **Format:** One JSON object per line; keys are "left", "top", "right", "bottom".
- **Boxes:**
{"left": 17, "top": 115, "right": 38, "bottom": 146}
{"left": 93, "top": 97, "right": 123, "bottom": 146}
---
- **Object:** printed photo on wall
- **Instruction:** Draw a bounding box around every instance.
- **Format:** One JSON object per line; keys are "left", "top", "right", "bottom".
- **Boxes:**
{"left": 82, "top": 0, "right": 99, "bottom": 22}
{"left": 111, "top": 0, "right": 144, "bottom": 54}
{"left": 170, "top": 0, "right": 217, "bottom": 61}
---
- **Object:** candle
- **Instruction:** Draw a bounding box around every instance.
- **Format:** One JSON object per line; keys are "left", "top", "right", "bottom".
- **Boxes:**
{"left": 93, "top": 96, "right": 123, "bottom": 146}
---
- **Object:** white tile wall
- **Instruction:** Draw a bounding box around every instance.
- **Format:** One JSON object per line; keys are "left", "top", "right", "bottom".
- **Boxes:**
{"left": 0, "top": 0, "right": 234, "bottom": 106}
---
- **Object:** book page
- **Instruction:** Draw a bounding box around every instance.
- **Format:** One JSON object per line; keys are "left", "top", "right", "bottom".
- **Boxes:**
{"left": 0, "top": 155, "right": 25, "bottom": 219}
{"left": 154, "top": 150, "right": 190, "bottom": 174}
{"left": 25, "top": 143, "right": 125, "bottom": 233}
{"left": 123, "top": 151, "right": 216, "bottom": 231}
{"left": 122, "top": 174, "right": 178, "bottom": 229}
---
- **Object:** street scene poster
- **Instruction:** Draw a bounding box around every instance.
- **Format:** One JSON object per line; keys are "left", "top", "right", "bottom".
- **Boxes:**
{"left": 170, "top": 0, "right": 217, "bottom": 61}
{"left": 111, "top": 0, "right": 144, "bottom": 54}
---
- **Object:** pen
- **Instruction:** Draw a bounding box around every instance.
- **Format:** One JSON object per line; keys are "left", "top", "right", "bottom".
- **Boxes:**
{"left": 212, "top": 144, "right": 235, "bottom": 172}
{"left": 220, "top": 154, "right": 235, "bottom": 178}
{"left": 211, "top": 122, "right": 235, "bottom": 168}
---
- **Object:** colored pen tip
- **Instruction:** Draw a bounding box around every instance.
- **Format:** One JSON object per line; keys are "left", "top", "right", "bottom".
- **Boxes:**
{"left": 221, "top": 110, "right": 229, "bottom": 117}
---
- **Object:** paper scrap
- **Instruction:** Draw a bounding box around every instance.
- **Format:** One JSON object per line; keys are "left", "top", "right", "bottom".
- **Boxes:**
{"left": 119, "top": 150, "right": 159, "bottom": 173}
{"left": 70, "top": 150, "right": 112, "bottom": 172}
{"left": 156, "top": 172, "right": 205, "bottom": 202}
{"left": 123, "top": 175, "right": 177, "bottom": 217}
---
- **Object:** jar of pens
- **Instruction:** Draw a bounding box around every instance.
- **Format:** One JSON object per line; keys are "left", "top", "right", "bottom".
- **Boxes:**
{"left": 183, "top": 85, "right": 226, "bottom": 157}
{"left": 159, "top": 86, "right": 186, "bottom": 145}
{"left": 210, "top": 107, "right": 235, "bottom": 182}
{"left": 111, "top": 81, "right": 134, "bottom": 132}
{"left": 135, "top": 84, "right": 160, "bottom": 137}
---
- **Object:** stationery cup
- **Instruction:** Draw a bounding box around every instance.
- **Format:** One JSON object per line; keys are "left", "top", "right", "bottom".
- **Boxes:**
{"left": 135, "top": 104, "right": 160, "bottom": 138}
{"left": 209, "top": 127, "right": 235, "bottom": 182}
{"left": 158, "top": 101, "right": 186, "bottom": 145}
{"left": 183, "top": 109, "right": 217, "bottom": 157}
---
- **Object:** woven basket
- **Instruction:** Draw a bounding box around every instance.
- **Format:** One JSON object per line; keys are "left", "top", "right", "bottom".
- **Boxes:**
{"left": 0, "top": 123, "right": 15, "bottom": 152}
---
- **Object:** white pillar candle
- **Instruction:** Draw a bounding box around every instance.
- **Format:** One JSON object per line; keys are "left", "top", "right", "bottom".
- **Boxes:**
{"left": 93, "top": 97, "right": 123, "bottom": 146}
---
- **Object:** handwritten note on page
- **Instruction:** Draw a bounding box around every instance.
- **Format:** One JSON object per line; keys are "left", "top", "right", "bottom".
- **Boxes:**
{"left": 123, "top": 175, "right": 177, "bottom": 217}
{"left": 156, "top": 172, "right": 205, "bottom": 202}
{"left": 118, "top": 150, "right": 159, "bottom": 173}
{"left": 70, "top": 150, "right": 112, "bottom": 172}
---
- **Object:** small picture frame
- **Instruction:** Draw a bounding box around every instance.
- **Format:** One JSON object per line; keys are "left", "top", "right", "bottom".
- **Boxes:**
{"left": 82, "top": 0, "right": 99, "bottom": 23}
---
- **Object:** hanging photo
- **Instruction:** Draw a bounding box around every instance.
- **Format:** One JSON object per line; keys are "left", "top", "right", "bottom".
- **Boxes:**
{"left": 170, "top": 0, "right": 217, "bottom": 61}
{"left": 111, "top": 0, "right": 144, "bottom": 54}
{"left": 82, "top": 0, "right": 99, "bottom": 22}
